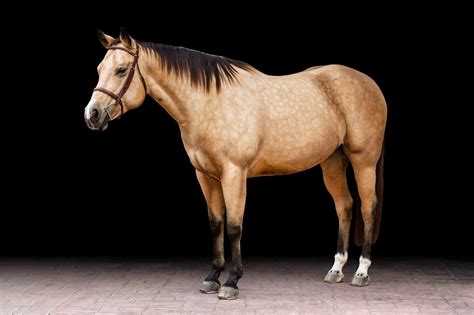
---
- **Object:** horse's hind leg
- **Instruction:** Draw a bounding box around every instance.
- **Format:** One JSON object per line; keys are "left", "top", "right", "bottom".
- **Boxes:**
{"left": 196, "top": 170, "right": 226, "bottom": 294}
{"left": 321, "top": 149, "right": 353, "bottom": 283}
{"left": 349, "top": 155, "right": 378, "bottom": 287}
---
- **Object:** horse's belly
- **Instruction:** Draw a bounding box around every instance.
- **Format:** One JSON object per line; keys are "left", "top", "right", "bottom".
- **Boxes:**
{"left": 248, "top": 129, "right": 341, "bottom": 177}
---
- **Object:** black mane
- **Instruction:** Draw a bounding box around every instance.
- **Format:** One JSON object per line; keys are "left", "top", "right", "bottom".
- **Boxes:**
{"left": 139, "top": 41, "right": 253, "bottom": 92}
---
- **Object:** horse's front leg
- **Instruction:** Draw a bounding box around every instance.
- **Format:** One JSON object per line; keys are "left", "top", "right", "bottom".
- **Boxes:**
{"left": 217, "top": 164, "right": 247, "bottom": 300}
{"left": 196, "top": 170, "right": 226, "bottom": 294}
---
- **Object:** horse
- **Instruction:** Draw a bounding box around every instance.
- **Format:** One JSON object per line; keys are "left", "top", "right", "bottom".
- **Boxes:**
{"left": 84, "top": 28, "right": 387, "bottom": 300}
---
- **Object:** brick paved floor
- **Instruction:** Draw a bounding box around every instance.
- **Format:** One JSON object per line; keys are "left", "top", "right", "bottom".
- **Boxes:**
{"left": 0, "top": 257, "right": 472, "bottom": 314}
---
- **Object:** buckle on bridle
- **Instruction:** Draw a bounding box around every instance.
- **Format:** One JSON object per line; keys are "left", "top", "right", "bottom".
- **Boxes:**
{"left": 104, "top": 102, "right": 122, "bottom": 120}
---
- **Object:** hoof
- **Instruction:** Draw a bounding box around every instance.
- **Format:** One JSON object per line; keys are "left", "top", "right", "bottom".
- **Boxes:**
{"left": 324, "top": 270, "right": 344, "bottom": 283}
{"left": 217, "top": 285, "right": 239, "bottom": 300}
{"left": 351, "top": 273, "right": 370, "bottom": 287}
{"left": 199, "top": 281, "right": 221, "bottom": 294}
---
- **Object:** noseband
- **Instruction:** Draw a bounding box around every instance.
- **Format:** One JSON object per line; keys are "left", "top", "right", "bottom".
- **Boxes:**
{"left": 93, "top": 46, "right": 147, "bottom": 120}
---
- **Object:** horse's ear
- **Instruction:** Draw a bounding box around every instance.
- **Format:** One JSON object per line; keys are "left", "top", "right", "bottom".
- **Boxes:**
{"left": 119, "top": 27, "right": 137, "bottom": 49}
{"left": 97, "top": 29, "right": 115, "bottom": 49}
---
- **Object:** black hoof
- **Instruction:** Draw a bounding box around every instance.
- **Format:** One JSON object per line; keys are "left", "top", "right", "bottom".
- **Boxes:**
{"left": 217, "top": 285, "right": 239, "bottom": 300}
{"left": 199, "top": 280, "right": 221, "bottom": 294}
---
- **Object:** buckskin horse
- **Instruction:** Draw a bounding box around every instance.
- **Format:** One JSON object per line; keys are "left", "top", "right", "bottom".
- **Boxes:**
{"left": 84, "top": 29, "right": 387, "bottom": 300}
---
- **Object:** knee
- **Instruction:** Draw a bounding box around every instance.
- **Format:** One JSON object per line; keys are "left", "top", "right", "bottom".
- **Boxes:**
{"left": 209, "top": 218, "right": 223, "bottom": 237}
{"left": 227, "top": 224, "right": 242, "bottom": 241}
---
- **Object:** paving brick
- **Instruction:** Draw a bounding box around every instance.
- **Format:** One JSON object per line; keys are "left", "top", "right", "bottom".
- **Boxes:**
{"left": 0, "top": 258, "right": 472, "bottom": 314}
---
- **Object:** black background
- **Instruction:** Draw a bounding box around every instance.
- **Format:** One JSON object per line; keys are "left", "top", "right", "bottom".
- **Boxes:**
{"left": 4, "top": 5, "right": 471, "bottom": 258}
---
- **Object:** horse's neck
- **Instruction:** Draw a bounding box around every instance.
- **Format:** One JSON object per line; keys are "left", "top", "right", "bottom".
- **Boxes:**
{"left": 141, "top": 55, "right": 207, "bottom": 128}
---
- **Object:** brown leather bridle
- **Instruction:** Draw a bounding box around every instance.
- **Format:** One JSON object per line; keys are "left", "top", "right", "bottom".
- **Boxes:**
{"left": 93, "top": 46, "right": 147, "bottom": 120}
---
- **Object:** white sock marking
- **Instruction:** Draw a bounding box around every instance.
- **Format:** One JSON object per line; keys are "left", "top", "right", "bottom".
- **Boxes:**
{"left": 330, "top": 251, "right": 348, "bottom": 272}
{"left": 355, "top": 256, "right": 372, "bottom": 276}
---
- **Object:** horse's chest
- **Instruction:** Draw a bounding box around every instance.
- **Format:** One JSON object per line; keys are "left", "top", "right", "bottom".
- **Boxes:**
{"left": 186, "top": 148, "right": 219, "bottom": 177}
{"left": 180, "top": 131, "right": 230, "bottom": 178}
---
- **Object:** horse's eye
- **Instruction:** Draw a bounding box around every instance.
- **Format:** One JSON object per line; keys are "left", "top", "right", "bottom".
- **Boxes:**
{"left": 116, "top": 67, "right": 127, "bottom": 76}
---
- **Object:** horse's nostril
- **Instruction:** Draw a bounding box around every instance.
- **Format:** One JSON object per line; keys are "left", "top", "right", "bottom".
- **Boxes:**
{"left": 91, "top": 109, "right": 99, "bottom": 118}
{"left": 90, "top": 108, "right": 99, "bottom": 122}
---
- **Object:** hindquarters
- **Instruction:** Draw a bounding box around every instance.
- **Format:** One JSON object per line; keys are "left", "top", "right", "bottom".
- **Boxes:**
{"left": 316, "top": 65, "right": 386, "bottom": 286}
{"left": 308, "top": 65, "right": 386, "bottom": 155}
{"left": 331, "top": 66, "right": 386, "bottom": 246}
{"left": 312, "top": 65, "right": 386, "bottom": 245}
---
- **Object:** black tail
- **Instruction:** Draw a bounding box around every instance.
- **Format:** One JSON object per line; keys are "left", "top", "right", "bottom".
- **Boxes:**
{"left": 354, "top": 146, "right": 384, "bottom": 246}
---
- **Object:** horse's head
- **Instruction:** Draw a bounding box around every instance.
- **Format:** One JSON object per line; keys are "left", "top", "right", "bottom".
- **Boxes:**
{"left": 85, "top": 28, "right": 147, "bottom": 131}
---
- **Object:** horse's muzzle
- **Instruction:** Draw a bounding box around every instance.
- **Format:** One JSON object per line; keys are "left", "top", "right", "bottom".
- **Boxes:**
{"left": 84, "top": 107, "right": 109, "bottom": 131}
